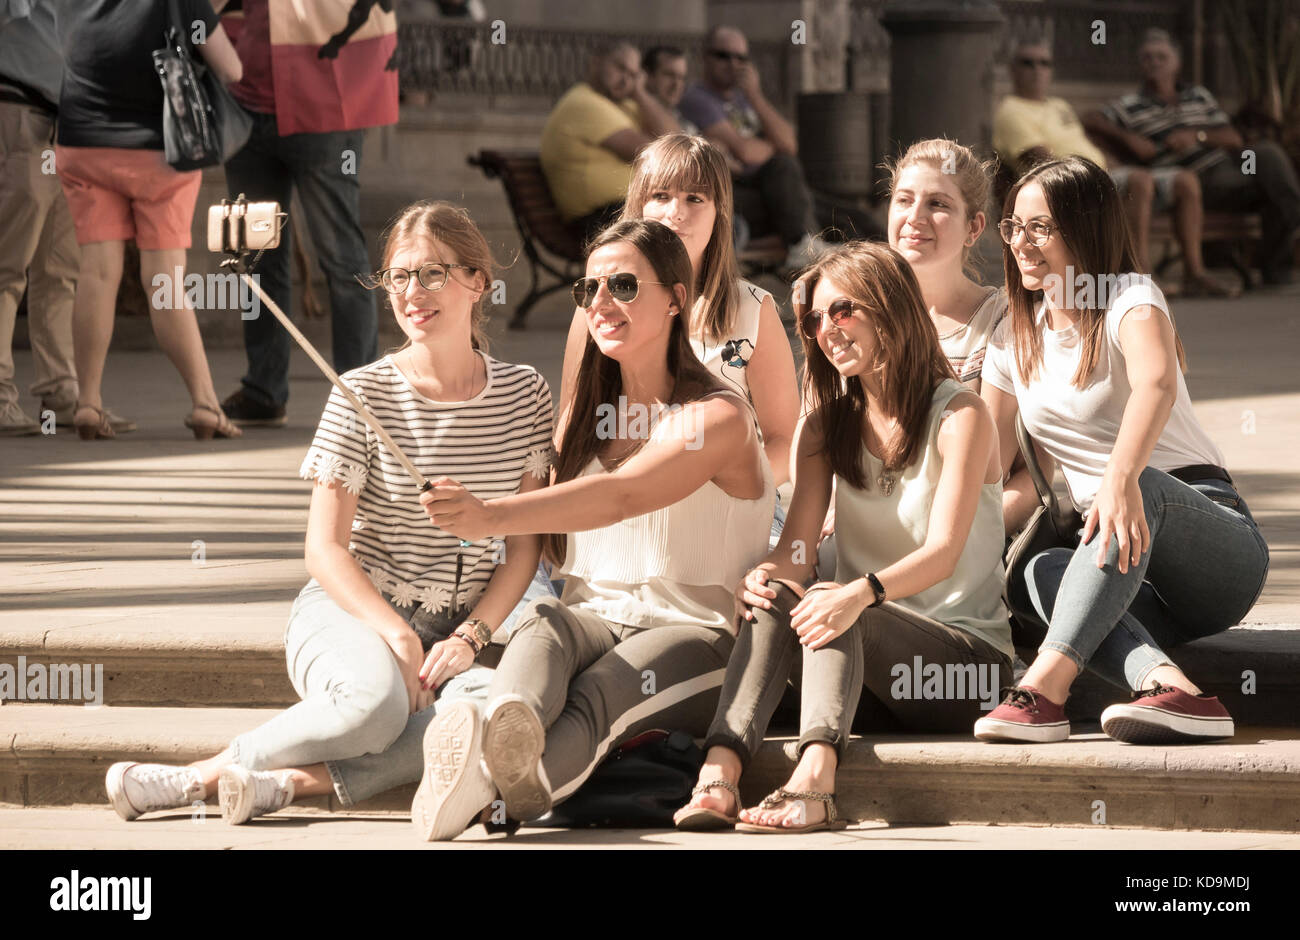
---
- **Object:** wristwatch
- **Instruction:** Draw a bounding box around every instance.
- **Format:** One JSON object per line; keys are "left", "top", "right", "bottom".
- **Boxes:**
{"left": 462, "top": 617, "right": 493, "bottom": 650}
{"left": 862, "top": 572, "right": 886, "bottom": 608}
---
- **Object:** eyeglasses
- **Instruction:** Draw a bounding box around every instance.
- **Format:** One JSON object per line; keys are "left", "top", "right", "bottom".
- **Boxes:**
{"left": 572, "top": 272, "right": 668, "bottom": 308}
{"left": 1015, "top": 56, "right": 1053, "bottom": 68}
{"left": 373, "top": 262, "right": 477, "bottom": 293}
{"left": 999, "top": 216, "right": 1057, "bottom": 247}
{"left": 798, "top": 298, "right": 859, "bottom": 339}
{"left": 707, "top": 49, "right": 750, "bottom": 64}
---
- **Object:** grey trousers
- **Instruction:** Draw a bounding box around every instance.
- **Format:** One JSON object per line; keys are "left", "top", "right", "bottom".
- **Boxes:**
{"left": 486, "top": 597, "right": 735, "bottom": 812}
{"left": 704, "top": 582, "right": 1013, "bottom": 766}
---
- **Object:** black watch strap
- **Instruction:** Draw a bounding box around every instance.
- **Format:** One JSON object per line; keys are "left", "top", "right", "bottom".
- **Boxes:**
{"left": 864, "top": 572, "right": 886, "bottom": 608}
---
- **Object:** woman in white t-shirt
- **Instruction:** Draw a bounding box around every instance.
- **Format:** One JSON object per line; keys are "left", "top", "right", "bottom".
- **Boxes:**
{"left": 976, "top": 157, "right": 1269, "bottom": 745}
{"left": 103, "top": 202, "right": 557, "bottom": 824}
{"left": 561, "top": 134, "right": 799, "bottom": 523}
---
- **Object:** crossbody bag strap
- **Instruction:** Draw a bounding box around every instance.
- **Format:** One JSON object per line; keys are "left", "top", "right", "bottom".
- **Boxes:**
{"left": 1015, "top": 411, "right": 1076, "bottom": 536}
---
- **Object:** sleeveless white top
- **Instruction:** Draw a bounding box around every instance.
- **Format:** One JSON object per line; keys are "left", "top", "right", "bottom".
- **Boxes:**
{"left": 558, "top": 389, "right": 775, "bottom": 632}
{"left": 833, "top": 379, "right": 1014, "bottom": 660}
{"left": 693, "top": 279, "right": 769, "bottom": 405}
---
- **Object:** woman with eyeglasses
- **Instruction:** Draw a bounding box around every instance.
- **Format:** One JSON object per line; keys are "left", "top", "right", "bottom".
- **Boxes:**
{"left": 975, "top": 157, "right": 1268, "bottom": 744}
{"left": 561, "top": 134, "right": 799, "bottom": 533}
{"left": 409, "top": 218, "right": 774, "bottom": 840}
{"left": 674, "top": 241, "right": 1014, "bottom": 833}
{"left": 105, "top": 202, "right": 558, "bottom": 824}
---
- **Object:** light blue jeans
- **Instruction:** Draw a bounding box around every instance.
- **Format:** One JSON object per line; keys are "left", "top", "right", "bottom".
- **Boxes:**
{"left": 1023, "top": 467, "right": 1270, "bottom": 691}
{"left": 228, "top": 565, "right": 558, "bottom": 807}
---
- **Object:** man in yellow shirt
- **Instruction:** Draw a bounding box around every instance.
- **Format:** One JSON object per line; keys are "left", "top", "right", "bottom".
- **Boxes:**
{"left": 541, "top": 43, "right": 679, "bottom": 240}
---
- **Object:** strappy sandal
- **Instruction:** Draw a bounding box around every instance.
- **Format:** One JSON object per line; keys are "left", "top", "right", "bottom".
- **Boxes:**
{"left": 73, "top": 403, "right": 115, "bottom": 441}
{"left": 673, "top": 779, "right": 741, "bottom": 831}
{"left": 184, "top": 403, "right": 243, "bottom": 440}
{"left": 735, "top": 787, "right": 848, "bottom": 834}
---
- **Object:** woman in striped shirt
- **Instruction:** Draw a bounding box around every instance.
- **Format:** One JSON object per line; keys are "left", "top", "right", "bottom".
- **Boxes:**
{"left": 104, "top": 202, "right": 556, "bottom": 824}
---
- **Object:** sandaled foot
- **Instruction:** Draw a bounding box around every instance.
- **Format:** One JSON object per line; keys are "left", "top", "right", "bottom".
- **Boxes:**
{"left": 74, "top": 403, "right": 115, "bottom": 440}
{"left": 185, "top": 403, "right": 242, "bottom": 440}
{"left": 736, "top": 787, "right": 847, "bottom": 834}
{"left": 673, "top": 778, "right": 741, "bottom": 830}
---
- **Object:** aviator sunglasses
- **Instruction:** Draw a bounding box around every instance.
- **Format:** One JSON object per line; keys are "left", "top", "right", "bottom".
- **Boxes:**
{"left": 799, "top": 297, "right": 859, "bottom": 338}
{"left": 572, "top": 272, "right": 668, "bottom": 308}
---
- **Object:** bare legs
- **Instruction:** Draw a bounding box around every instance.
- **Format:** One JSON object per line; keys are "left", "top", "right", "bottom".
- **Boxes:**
{"left": 138, "top": 248, "right": 224, "bottom": 415}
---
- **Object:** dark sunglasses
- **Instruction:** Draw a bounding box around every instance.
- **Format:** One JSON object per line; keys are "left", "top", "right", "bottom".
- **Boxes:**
{"left": 707, "top": 49, "right": 750, "bottom": 64}
{"left": 799, "top": 297, "right": 859, "bottom": 339}
{"left": 372, "top": 262, "right": 476, "bottom": 294}
{"left": 572, "top": 272, "right": 668, "bottom": 308}
{"left": 1016, "top": 56, "right": 1053, "bottom": 68}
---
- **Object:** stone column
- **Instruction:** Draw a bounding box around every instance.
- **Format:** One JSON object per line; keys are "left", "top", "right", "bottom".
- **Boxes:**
{"left": 879, "top": 0, "right": 1005, "bottom": 157}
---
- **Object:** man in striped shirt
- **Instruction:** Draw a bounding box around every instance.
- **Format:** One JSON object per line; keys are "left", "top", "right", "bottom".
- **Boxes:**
{"left": 1085, "top": 29, "right": 1300, "bottom": 286}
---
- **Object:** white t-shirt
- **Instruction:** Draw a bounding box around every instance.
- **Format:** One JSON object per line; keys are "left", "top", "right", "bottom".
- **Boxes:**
{"left": 983, "top": 275, "right": 1223, "bottom": 513}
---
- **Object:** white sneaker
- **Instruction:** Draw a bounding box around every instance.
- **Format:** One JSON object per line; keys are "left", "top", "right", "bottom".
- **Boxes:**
{"left": 783, "top": 233, "right": 831, "bottom": 272}
{"left": 411, "top": 699, "right": 496, "bottom": 841}
{"left": 0, "top": 400, "right": 40, "bottom": 437}
{"left": 105, "top": 762, "right": 205, "bottom": 821}
{"left": 483, "top": 694, "right": 551, "bottom": 822}
{"left": 218, "top": 765, "right": 295, "bottom": 825}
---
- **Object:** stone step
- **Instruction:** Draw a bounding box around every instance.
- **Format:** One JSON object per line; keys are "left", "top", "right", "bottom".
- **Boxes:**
{"left": 6, "top": 622, "right": 1298, "bottom": 727}
{"left": 2, "top": 703, "right": 1298, "bottom": 832}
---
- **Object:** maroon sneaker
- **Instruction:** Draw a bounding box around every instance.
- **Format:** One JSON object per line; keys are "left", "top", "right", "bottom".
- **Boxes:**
{"left": 1101, "top": 682, "right": 1234, "bottom": 744}
{"left": 974, "top": 685, "right": 1070, "bottom": 743}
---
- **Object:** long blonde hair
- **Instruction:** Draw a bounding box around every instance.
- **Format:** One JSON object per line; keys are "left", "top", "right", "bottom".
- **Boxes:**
{"left": 620, "top": 134, "right": 740, "bottom": 343}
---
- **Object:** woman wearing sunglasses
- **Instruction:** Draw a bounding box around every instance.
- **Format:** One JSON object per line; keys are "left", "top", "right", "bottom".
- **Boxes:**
{"left": 674, "top": 241, "right": 1014, "bottom": 833}
{"left": 560, "top": 134, "right": 799, "bottom": 534}
{"left": 105, "top": 201, "right": 557, "bottom": 824}
{"left": 409, "top": 218, "right": 774, "bottom": 840}
{"left": 975, "top": 157, "right": 1268, "bottom": 744}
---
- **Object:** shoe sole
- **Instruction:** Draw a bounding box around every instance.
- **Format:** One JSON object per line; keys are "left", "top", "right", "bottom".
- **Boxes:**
{"left": 217, "top": 765, "right": 256, "bottom": 825}
{"left": 227, "top": 415, "right": 288, "bottom": 428}
{"left": 1101, "top": 704, "right": 1234, "bottom": 744}
{"left": 105, "top": 762, "right": 141, "bottom": 821}
{"left": 411, "top": 700, "right": 493, "bottom": 841}
{"left": 973, "top": 716, "right": 1071, "bottom": 743}
{"left": 483, "top": 698, "right": 550, "bottom": 822}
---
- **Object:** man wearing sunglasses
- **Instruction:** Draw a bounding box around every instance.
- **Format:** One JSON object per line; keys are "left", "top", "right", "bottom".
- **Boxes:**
{"left": 678, "top": 25, "right": 830, "bottom": 271}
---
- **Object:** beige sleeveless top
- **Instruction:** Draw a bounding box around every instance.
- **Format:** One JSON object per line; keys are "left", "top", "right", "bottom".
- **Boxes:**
{"left": 833, "top": 379, "right": 1014, "bottom": 659}
{"left": 694, "top": 279, "right": 769, "bottom": 405}
{"left": 558, "top": 389, "right": 775, "bottom": 631}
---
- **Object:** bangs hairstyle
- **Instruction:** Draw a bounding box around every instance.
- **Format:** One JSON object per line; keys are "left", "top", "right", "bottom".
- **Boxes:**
{"left": 545, "top": 218, "right": 721, "bottom": 566}
{"left": 883, "top": 137, "right": 995, "bottom": 280}
{"left": 373, "top": 200, "right": 495, "bottom": 351}
{"left": 794, "top": 241, "right": 955, "bottom": 490}
{"left": 1001, "top": 156, "right": 1184, "bottom": 387}
{"left": 620, "top": 134, "right": 741, "bottom": 343}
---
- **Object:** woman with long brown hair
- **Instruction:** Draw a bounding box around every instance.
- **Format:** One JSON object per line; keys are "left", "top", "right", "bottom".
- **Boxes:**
{"left": 674, "top": 241, "right": 1013, "bottom": 833}
{"left": 409, "top": 218, "right": 774, "bottom": 840}
{"left": 975, "top": 157, "right": 1268, "bottom": 744}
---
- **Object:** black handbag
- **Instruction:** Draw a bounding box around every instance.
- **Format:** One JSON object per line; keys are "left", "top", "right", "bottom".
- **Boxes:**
{"left": 537, "top": 730, "right": 705, "bottom": 829}
{"left": 153, "top": 0, "right": 252, "bottom": 170}
{"left": 1002, "top": 413, "right": 1082, "bottom": 646}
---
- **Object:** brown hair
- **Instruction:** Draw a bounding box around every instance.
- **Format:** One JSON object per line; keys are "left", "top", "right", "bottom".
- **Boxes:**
{"left": 620, "top": 134, "right": 741, "bottom": 343}
{"left": 793, "top": 241, "right": 956, "bottom": 490}
{"left": 372, "top": 201, "right": 494, "bottom": 351}
{"left": 545, "top": 218, "right": 721, "bottom": 565}
{"left": 1001, "top": 156, "right": 1184, "bottom": 387}
{"left": 884, "top": 137, "right": 995, "bottom": 277}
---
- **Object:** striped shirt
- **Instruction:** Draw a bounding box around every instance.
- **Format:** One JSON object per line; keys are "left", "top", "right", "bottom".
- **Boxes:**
{"left": 299, "top": 352, "right": 554, "bottom": 615}
{"left": 1101, "top": 85, "right": 1230, "bottom": 174}
{"left": 937, "top": 286, "right": 1007, "bottom": 392}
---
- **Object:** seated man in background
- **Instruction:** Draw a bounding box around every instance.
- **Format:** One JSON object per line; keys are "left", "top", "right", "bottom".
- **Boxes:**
{"left": 1085, "top": 28, "right": 1300, "bottom": 286}
{"left": 997, "top": 37, "right": 1234, "bottom": 296}
{"left": 643, "top": 45, "right": 697, "bottom": 136}
{"left": 678, "top": 25, "right": 835, "bottom": 270}
{"left": 540, "top": 42, "right": 679, "bottom": 243}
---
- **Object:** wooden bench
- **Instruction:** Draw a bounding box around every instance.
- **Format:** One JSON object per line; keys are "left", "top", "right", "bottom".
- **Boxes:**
{"left": 470, "top": 150, "right": 790, "bottom": 329}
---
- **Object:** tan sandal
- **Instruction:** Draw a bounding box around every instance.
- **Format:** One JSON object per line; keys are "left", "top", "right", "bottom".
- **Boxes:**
{"left": 184, "top": 403, "right": 242, "bottom": 440}
{"left": 73, "top": 403, "right": 115, "bottom": 441}
{"left": 673, "top": 779, "right": 741, "bottom": 831}
{"left": 735, "top": 787, "right": 848, "bottom": 834}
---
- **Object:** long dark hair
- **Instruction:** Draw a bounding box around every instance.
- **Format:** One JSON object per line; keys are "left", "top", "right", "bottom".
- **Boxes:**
{"left": 1002, "top": 156, "right": 1185, "bottom": 386}
{"left": 545, "top": 218, "right": 721, "bottom": 564}
{"left": 794, "top": 241, "right": 955, "bottom": 490}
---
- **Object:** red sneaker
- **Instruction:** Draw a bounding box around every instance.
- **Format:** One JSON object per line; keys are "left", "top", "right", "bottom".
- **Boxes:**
{"left": 1101, "top": 682, "right": 1234, "bottom": 744}
{"left": 974, "top": 685, "right": 1070, "bottom": 743}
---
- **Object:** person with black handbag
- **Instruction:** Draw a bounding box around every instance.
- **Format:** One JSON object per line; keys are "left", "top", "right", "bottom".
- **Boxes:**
{"left": 975, "top": 156, "right": 1270, "bottom": 745}
{"left": 54, "top": 0, "right": 244, "bottom": 439}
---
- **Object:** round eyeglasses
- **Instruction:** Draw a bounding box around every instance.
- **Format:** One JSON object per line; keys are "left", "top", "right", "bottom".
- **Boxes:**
{"left": 374, "top": 262, "right": 477, "bottom": 294}
{"left": 998, "top": 216, "right": 1057, "bottom": 247}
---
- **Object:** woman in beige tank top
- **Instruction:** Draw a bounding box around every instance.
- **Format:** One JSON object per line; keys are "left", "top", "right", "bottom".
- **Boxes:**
{"left": 675, "top": 241, "right": 1014, "bottom": 833}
